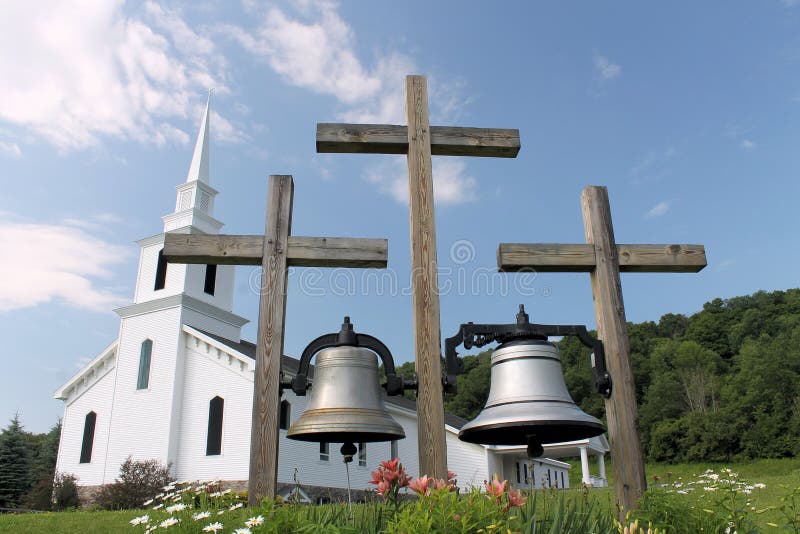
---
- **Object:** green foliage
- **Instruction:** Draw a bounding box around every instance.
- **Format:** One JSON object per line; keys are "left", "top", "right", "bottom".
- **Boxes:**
{"left": 0, "top": 414, "right": 33, "bottom": 508}
{"left": 95, "top": 457, "right": 173, "bottom": 510}
{"left": 444, "top": 287, "right": 800, "bottom": 463}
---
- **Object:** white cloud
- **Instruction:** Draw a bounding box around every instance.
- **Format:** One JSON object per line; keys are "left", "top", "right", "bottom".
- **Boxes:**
{"left": 0, "top": 215, "right": 130, "bottom": 313}
{"left": 0, "top": 140, "right": 21, "bottom": 158}
{"left": 364, "top": 156, "right": 476, "bottom": 206}
{"left": 594, "top": 55, "right": 622, "bottom": 80}
{"left": 0, "top": 1, "right": 238, "bottom": 151}
{"left": 226, "top": 1, "right": 477, "bottom": 201}
{"left": 645, "top": 201, "right": 671, "bottom": 219}
{"left": 740, "top": 139, "right": 756, "bottom": 150}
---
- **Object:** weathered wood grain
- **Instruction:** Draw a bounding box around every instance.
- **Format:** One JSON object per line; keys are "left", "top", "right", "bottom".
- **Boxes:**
{"left": 497, "top": 243, "right": 707, "bottom": 273}
{"left": 498, "top": 243, "right": 596, "bottom": 272}
{"left": 248, "top": 175, "right": 293, "bottom": 505}
{"left": 287, "top": 237, "right": 388, "bottom": 268}
{"left": 616, "top": 244, "right": 706, "bottom": 272}
{"left": 582, "top": 186, "right": 647, "bottom": 516}
{"left": 163, "top": 234, "right": 388, "bottom": 268}
{"left": 406, "top": 75, "right": 448, "bottom": 480}
{"left": 316, "top": 123, "right": 520, "bottom": 158}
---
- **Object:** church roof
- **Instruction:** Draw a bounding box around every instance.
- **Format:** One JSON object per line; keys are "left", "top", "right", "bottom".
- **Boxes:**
{"left": 197, "top": 329, "right": 469, "bottom": 430}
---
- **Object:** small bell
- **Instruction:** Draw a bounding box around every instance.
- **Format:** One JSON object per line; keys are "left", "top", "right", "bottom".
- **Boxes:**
{"left": 286, "top": 317, "right": 406, "bottom": 444}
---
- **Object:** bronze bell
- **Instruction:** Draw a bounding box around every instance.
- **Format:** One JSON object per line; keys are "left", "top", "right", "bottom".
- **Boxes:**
{"left": 444, "top": 305, "right": 612, "bottom": 456}
{"left": 285, "top": 317, "right": 408, "bottom": 444}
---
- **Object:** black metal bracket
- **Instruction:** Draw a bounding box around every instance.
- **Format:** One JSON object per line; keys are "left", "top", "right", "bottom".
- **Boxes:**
{"left": 443, "top": 305, "right": 612, "bottom": 398}
{"left": 280, "top": 317, "right": 415, "bottom": 397}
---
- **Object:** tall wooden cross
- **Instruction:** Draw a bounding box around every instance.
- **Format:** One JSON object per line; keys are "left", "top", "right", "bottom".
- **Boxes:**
{"left": 317, "top": 75, "right": 520, "bottom": 479}
{"left": 497, "top": 185, "right": 707, "bottom": 513}
{"left": 163, "top": 174, "right": 388, "bottom": 505}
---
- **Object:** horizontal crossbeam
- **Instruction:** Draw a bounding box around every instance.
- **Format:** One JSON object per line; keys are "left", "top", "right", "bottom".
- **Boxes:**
{"left": 497, "top": 243, "right": 707, "bottom": 273}
{"left": 316, "top": 123, "right": 520, "bottom": 158}
{"left": 163, "top": 234, "right": 388, "bottom": 268}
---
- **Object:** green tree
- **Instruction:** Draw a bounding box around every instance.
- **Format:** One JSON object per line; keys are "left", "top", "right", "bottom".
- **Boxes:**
{"left": 0, "top": 414, "right": 33, "bottom": 508}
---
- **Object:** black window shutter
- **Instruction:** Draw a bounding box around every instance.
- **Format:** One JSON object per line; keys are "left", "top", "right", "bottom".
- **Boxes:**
{"left": 80, "top": 412, "right": 97, "bottom": 463}
{"left": 204, "top": 264, "right": 217, "bottom": 295}
{"left": 154, "top": 249, "right": 168, "bottom": 290}
{"left": 206, "top": 396, "right": 224, "bottom": 455}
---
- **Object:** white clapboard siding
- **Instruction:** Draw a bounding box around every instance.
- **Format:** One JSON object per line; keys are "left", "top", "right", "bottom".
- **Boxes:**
{"left": 103, "top": 307, "right": 183, "bottom": 483}
{"left": 445, "top": 429, "right": 490, "bottom": 488}
{"left": 55, "top": 366, "right": 116, "bottom": 486}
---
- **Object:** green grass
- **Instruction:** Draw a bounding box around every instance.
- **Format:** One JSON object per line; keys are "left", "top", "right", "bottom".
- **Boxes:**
{"left": 2, "top": 459, "right": 798, "bottom": 533}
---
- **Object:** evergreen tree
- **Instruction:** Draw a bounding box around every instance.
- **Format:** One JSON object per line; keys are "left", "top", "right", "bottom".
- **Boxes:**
{"left": 0, "top": 414, "right": 32, "bottom": 508}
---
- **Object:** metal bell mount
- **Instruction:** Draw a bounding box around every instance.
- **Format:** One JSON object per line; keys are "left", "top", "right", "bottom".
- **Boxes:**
{"left": 284, "top": 317, "right": 416, "bottom": 445}
{"left": 444, "top": 305, "right": 613, "bottom": 458}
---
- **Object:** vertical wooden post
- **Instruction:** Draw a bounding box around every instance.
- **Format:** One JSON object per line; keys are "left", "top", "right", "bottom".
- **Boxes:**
{"left": 248, "top": 175, "right": 294, "bottom": 505}
{"left": 405, "top": 75, "right": 447, "bottom": 480}
{"left": 581, "top": 185, "right": 646, "bottom": 514}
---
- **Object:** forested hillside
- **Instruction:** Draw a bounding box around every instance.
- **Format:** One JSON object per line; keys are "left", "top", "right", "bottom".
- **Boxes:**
{"left": 430, "top": 288, "right": 800, "bottom": 463}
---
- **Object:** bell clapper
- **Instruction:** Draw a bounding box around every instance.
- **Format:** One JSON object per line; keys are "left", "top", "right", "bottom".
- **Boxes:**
{"left": 526, "top": 436, "right": 544, "bottom": 459}
{"left": 341, "top": 442, "right": 356, "bottom": 522}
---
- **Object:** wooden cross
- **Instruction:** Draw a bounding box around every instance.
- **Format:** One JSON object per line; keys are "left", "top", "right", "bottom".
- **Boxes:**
{"left": 163, "top": 174, "right": 388, "bottom": 505}
{"left": 497, "top": 185, "right": 707, "bottom": 513}
{"left": 317, "top": 75, "right": 520, "bottom": 480}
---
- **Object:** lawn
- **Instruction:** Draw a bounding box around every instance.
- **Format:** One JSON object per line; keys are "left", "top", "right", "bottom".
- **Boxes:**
{"left": 1, "top": 458, "right": 798, "bottom": 533}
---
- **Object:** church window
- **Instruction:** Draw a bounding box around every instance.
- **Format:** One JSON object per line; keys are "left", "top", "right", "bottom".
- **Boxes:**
{"left": 390, "top": 439, "right": 398, "bottom": 460}
{"left": 137, "top": 339, "right": 153, "bottom": 390}
{"left": 279, "top": 400, "right": 290, "bottom": 430}
{"left": 358, "top": 442, "right": 366, "bottom": 467}
{"left": 154, "top": 249, "right": 168, "bottom": 290}
{"left": 206, "top": 396, "right": 224, "bottom": 456}
{"left": 204, "top": 264, "right": 217, "bottom": 295}
{"left": 80, "top": 411, "right": 97, "bottom": 463}
{"left": 319, "top": 442, "right": 329, "bottom": 461}
{"left": 560, "top": 471, "right": 565, "bottom": 489}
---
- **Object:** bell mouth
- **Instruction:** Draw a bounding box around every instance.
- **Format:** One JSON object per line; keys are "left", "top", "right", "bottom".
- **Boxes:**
{"left": 287, "top": 407, "right": 406, "bottom": 443}
{"left": 458, "top": 419, "right": 604, "bottom": 446}
{"left": 287, "top": 431, "right": 405, "bottom": 443}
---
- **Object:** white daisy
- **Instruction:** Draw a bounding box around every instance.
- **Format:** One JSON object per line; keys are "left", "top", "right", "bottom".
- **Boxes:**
{"left": 130, "top": 514, "right": 150, "bottom": 525}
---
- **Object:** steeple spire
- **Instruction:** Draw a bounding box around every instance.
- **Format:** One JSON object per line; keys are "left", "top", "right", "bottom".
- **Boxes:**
{"left": 163, "top": 90, "right": 223, "bottom": 235}
{"left": 186, "top": 90, "right": 211, "bottom": 184}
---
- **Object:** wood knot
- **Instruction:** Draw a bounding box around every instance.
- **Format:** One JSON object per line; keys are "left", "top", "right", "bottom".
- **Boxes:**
{"left": 667, "top": 245, "right": 681, "bottom": 255}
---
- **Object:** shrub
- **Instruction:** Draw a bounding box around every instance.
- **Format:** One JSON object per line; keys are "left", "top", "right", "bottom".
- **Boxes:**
{"left": 95, "top": 457, "right": 172, "bottom": 510}
{"left": 52, "top": 472, "right": 80, "bottom": 510}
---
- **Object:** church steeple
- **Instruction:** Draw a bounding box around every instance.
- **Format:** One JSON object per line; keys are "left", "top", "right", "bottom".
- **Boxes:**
{"left": 162, "top": 91, "right": 223, "bottom": 235}
{"left": 186, "top": 92, "right": 210, "bottom": 184}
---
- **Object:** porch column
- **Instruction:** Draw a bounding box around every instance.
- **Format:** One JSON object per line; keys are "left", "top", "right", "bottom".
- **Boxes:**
{"left": 598, "top": 453, "right": 607, "bottom": 480}
{"left": 580, "top": 445, "right": 591, "bottom": 485}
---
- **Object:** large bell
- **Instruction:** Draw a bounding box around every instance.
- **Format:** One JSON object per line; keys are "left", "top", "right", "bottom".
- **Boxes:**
{"left": 445, "top": 305, "right": 609, "bottom": 456}
{"left": 458, "top": 338, "right": 604, "bottom": 451}
{"left": 286, "top": 318, "right": 406, "bottom": 444}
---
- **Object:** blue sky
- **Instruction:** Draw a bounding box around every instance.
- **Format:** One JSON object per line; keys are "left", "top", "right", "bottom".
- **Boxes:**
{"left": 1, "top": 1, "right": 799, "bottom": 433}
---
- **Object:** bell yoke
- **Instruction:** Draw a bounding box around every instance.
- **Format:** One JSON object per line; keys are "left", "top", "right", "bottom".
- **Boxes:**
{"left": 283, "top": 305, "right": 612, "bottom": 461}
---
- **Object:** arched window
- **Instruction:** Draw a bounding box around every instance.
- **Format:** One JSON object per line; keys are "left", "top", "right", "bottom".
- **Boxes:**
{"left": 154, "top": 249, "right": 168, "bottom": 290}
{"left": 206, "top": 396, "right": 224, "bottom": 456}
{"left": 80, "top": 411, "right": 97, "bottom": 463}
{"left": 279, "top": 400, "right": 291, "bottom": 430}
{"left": 319, "top": 442, "right": 329, "bottom": 461}
{"left": 137, "top": 339, "right": 153, "bottom": 390}
{"left": 203, "top": 264, "right": 217, "bottom": 295}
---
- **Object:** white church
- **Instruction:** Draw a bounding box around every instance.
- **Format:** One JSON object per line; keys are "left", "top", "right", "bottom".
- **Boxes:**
{"left": 53, "top": 99, "right": 608, "bottom": 502}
